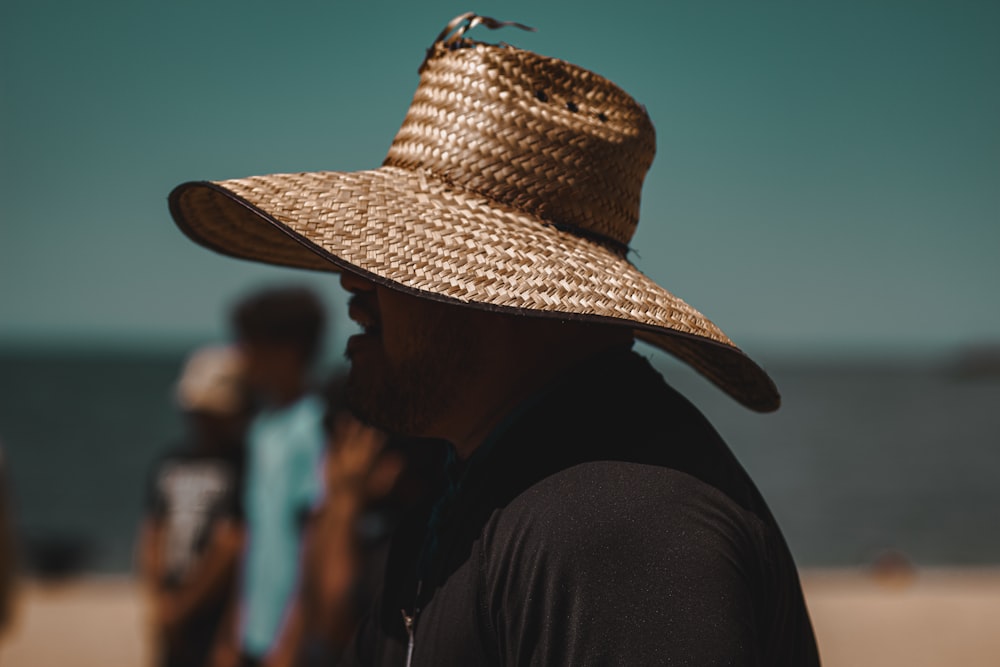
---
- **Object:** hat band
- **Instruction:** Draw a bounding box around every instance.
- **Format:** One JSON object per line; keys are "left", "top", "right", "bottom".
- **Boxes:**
{"left": 546, "top": 219, "right": 630, "bottom": 256}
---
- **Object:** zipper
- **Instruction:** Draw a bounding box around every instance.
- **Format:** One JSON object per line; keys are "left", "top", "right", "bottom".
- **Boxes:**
{"left": 401, "top": 580, "right": 423, "bottom": 667}
{"left": 401, "top": 609, "right": 416, "bottom": 667}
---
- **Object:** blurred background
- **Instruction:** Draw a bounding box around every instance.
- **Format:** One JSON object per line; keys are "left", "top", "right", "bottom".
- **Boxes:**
{"left": 1, "top": 0, "right": 998, "bottom": 665}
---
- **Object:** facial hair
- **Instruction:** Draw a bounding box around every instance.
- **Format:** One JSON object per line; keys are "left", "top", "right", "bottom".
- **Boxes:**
{"left": 346, "top": 308, "right": 476, "bottom": 438}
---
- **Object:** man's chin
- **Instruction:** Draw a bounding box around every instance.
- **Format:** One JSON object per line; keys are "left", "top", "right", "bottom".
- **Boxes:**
{"left": 346, "top": 331, "right": 382, "bottom": 359}
{"left": 345, "top": 368, "right": 399, "bottom": 432}
{"left": 347, "top": 377, "right": 435, "bottom": 440}
{"left": 344, "top": 367, "right": 376, "bottom": 419}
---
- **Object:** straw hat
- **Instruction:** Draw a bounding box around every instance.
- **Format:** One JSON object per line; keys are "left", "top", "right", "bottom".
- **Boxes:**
{"left": 169, "top": 13, "right": 780, "bottom": 412}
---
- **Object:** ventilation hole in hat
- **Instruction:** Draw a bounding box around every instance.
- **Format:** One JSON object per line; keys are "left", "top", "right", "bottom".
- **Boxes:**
{"left": 535, "top": 90, "right": 548, "bottom": 102}
{"left": 566, "top": 101, "right": 579, "bottom": 112}
{"left": 597, "top": 112, "right": 608, "bottom": 122}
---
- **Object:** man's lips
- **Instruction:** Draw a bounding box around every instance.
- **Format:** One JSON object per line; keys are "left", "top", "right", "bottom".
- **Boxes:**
{"left": 348, "top": 295, "right": 382, "bottom": 337}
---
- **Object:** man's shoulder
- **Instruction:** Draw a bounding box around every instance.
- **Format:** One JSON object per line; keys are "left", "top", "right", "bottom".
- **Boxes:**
{"left": 484, "top": 460, "right": 769, "bottom": 559}
{"left": 475, "top": 460, "right": 780, "bottom": 639}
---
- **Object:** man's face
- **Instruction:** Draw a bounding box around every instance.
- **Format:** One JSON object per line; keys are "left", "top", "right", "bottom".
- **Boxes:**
{"left": 341, "top": 272, "right": 479, "bottom": 436}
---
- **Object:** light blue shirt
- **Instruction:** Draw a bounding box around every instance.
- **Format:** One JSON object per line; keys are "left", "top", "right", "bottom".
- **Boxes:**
{"left": 240, "top": 393, "right": 326, "bottom": 658}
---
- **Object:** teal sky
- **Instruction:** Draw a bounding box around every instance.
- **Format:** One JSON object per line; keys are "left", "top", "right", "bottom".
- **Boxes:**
{"left": 1, "top": 1, "right": 998, "bottom": 357}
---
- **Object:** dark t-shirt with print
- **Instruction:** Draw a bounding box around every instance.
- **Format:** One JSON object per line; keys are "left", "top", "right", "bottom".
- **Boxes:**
{"left": 146, "top": 442, "right": 244, "bottom": 587}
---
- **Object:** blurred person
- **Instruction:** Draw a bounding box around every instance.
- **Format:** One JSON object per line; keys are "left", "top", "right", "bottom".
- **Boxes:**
{"left": 169, "top": 13, "right": 819, "bottom": 666}
{"left": 139, "top": 345, "right": 249, "bottom": 667}
{"left": 213, "top": 287, "right": 328, "bottom": 667}
{"left": 296, "top": 379, "right": 446, "bottom": 665}
{"left": 298, "top": 407, "right": 389, "bottom": 666}
{"left": 0, "top": 442, "right": 15, "bottom": 640}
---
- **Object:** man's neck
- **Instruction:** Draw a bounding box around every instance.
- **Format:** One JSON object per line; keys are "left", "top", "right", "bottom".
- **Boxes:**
{"left": 442, "top": 334, "right": 631, "bottom": 459}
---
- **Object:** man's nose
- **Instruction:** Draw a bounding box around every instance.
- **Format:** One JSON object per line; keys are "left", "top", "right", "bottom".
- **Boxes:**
{"left": 340, "top": 270, "right": 376, "bottom": 294}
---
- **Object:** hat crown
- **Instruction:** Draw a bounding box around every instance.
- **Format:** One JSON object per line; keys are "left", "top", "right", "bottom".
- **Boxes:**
{"left": 383, "top": 40, "right": 657, "bottom": 251}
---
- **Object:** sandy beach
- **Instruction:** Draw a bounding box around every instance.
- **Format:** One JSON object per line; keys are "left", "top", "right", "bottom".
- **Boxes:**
{"left": 2, "top": 568, "right": 999, "bottom": 666}
{"left": 804, "top": 569, "right": 1000, "bottom": 667}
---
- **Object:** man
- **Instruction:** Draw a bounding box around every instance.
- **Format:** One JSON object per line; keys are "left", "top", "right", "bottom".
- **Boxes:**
{"left": 222, "top": 287, "right": 328, "bottom": 667}
{"left": 169, "top": 13, "right": 820, "bottom": 665}
{"left": 140, "top": 345, "right": 248, "bottom": 667}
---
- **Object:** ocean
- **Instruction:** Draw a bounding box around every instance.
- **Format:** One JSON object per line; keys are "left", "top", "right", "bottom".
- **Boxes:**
{"left": 1, "top": 346, "right": 998, "bottom": 574}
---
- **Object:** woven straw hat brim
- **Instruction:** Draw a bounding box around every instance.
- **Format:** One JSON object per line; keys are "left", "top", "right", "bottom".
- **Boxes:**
{"left": 169, "top": 165, "right": 780, "bottom": 412}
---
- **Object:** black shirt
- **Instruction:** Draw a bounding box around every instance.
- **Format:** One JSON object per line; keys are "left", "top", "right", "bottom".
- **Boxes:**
{"left": 340, "top": 347, "right": 820, "bottom": 666}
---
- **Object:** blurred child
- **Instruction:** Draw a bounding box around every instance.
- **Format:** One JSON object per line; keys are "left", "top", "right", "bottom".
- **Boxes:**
{"left": 217, "top": 287, "right": 328, "bottom": 667}
{"left": 139, "top": 345, "right": 249, "bottom": 667}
